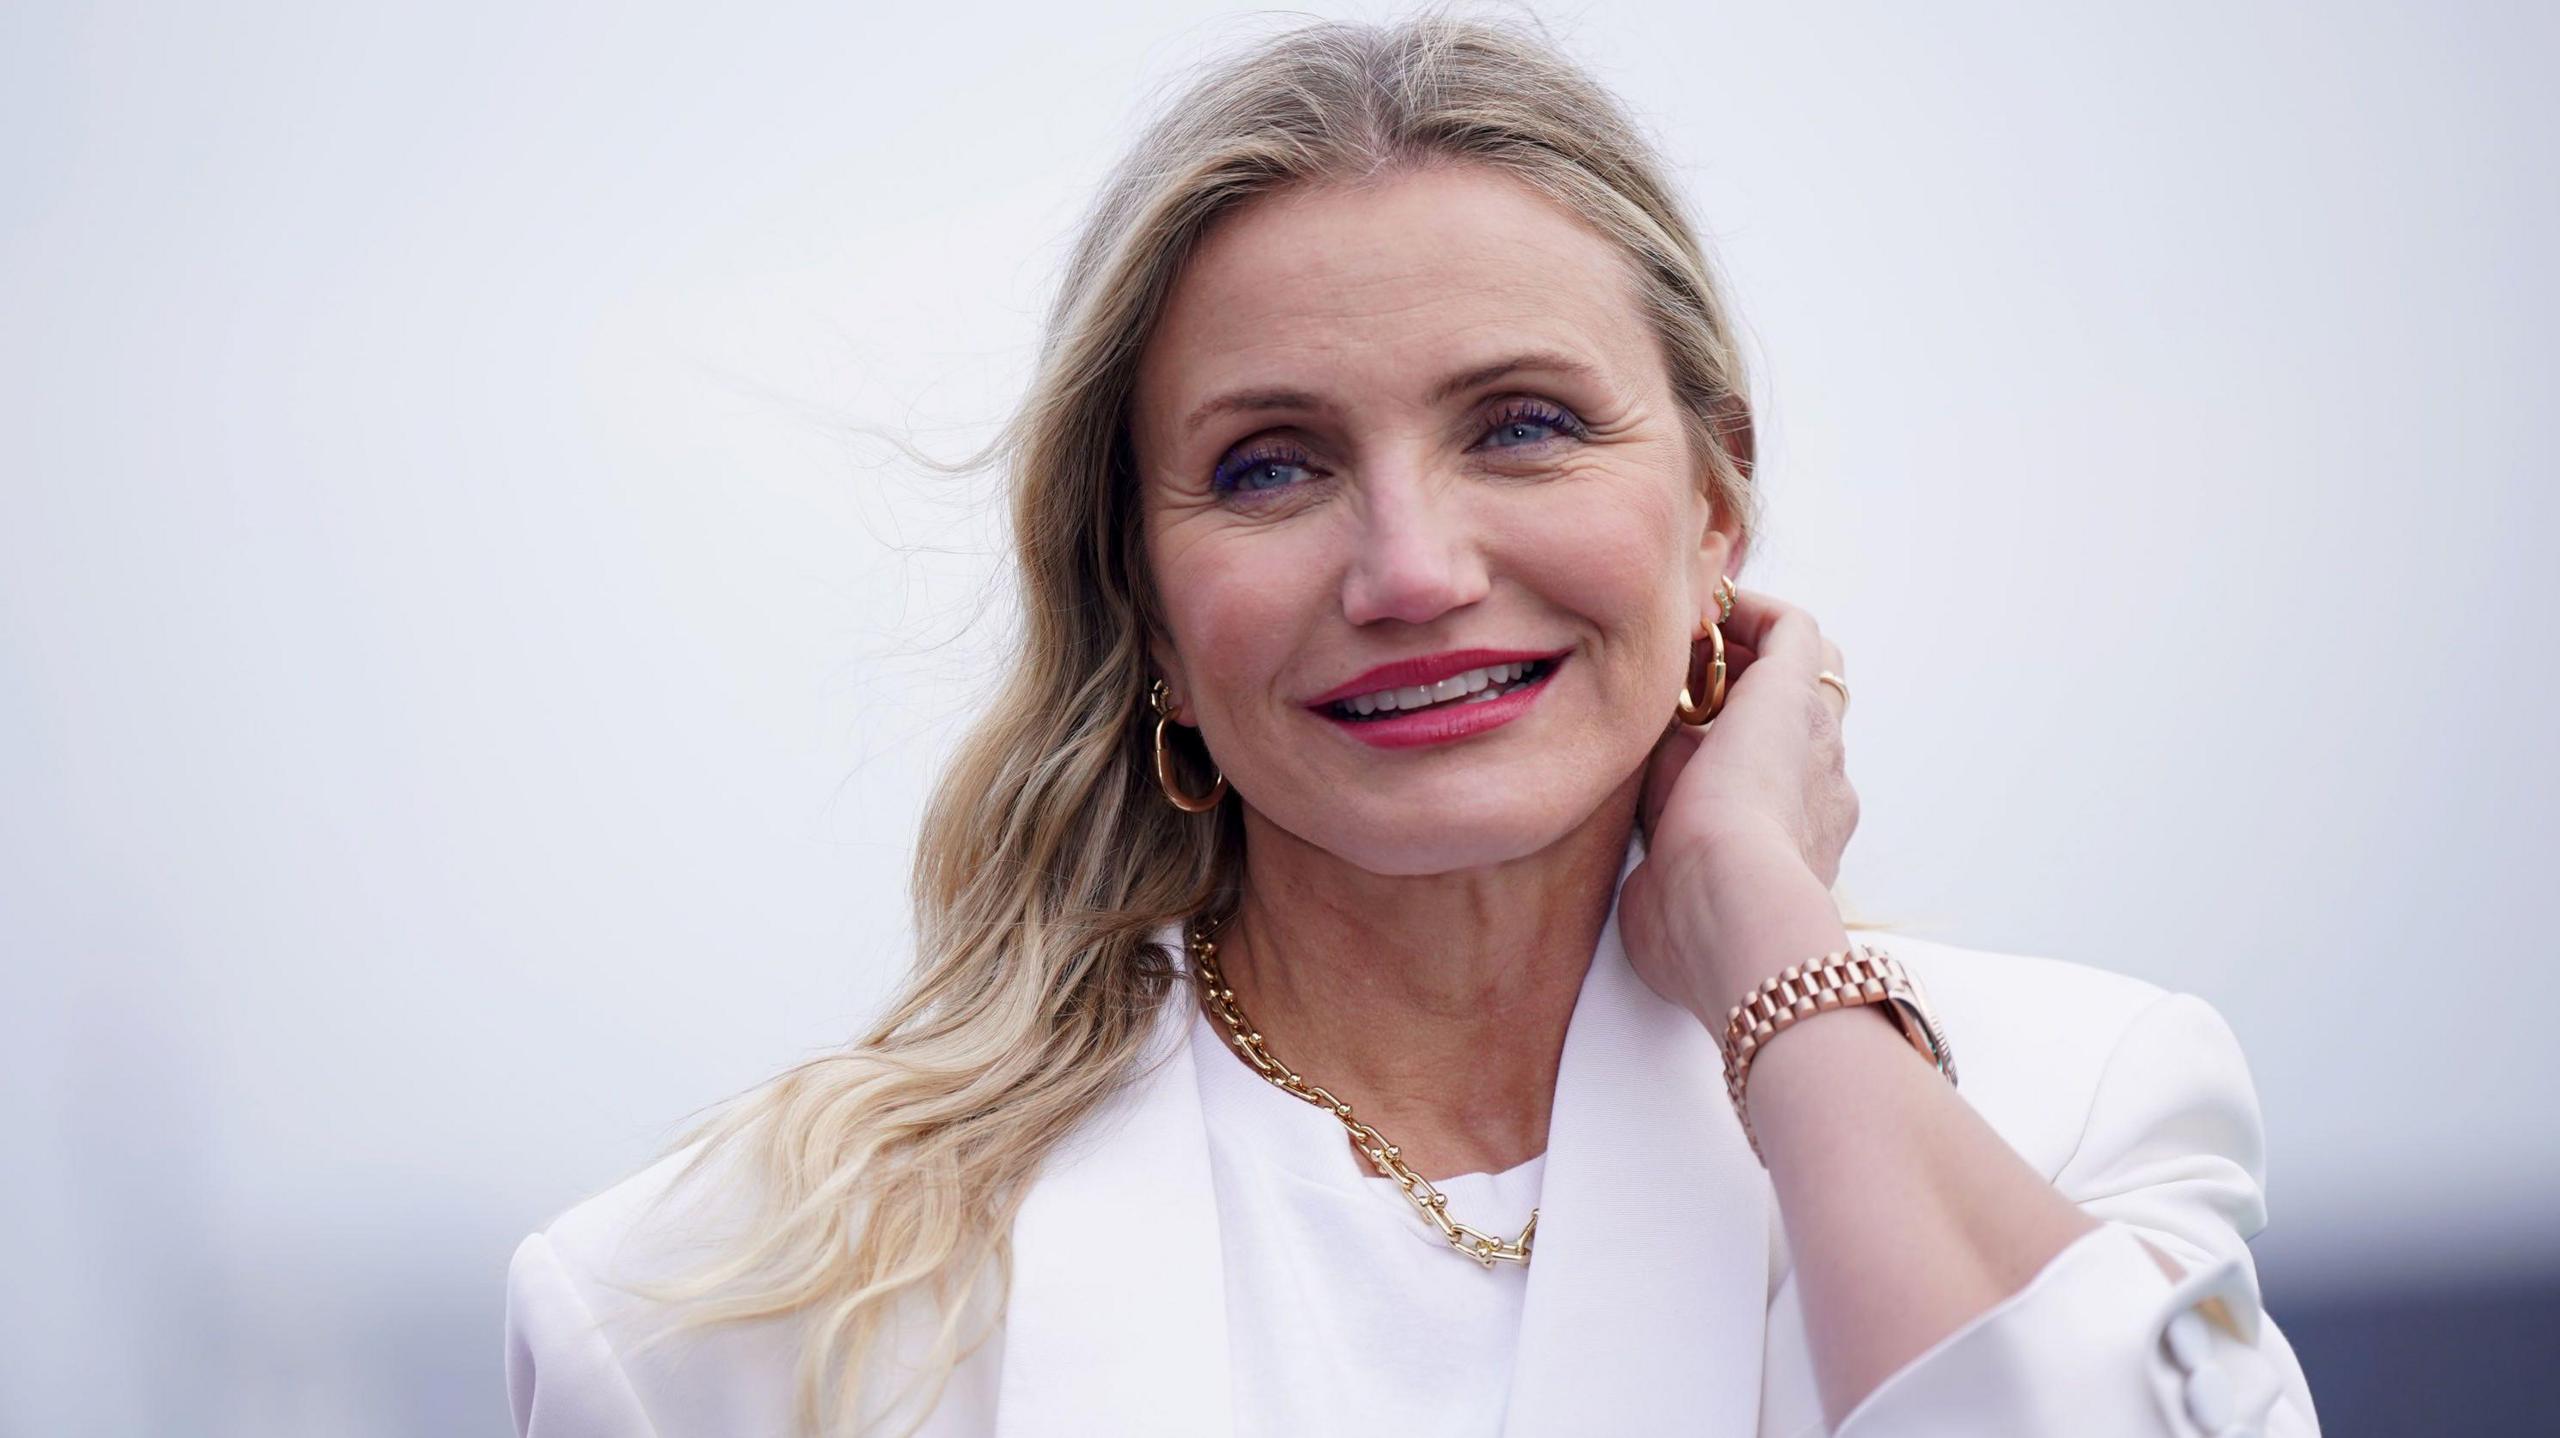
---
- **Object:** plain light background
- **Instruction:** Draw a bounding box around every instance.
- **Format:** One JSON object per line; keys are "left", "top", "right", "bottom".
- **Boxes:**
{"left": 4, "top": 1, "right": 2553, "bottom": 1432}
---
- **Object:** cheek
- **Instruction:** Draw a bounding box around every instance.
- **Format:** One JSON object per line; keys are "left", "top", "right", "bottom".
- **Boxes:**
{"left": 1152, "top": 530, "right": 1320, "bottom": 707}
{"left": 1499, "top": 488, "right": 1693, "bottom": 669}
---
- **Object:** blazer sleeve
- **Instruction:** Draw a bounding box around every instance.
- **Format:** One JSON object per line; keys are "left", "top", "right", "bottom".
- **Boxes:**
{"left": 1828, "top": 991, "right": 2323, "bottom": 1438}
{"left": 505, "top": 1231, "right": 660, "bottom": 1437}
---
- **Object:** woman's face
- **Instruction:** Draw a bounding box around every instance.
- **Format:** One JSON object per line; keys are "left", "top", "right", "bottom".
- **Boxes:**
{"left": 1131, "top": 163, "right": 1739, "bottom": 876}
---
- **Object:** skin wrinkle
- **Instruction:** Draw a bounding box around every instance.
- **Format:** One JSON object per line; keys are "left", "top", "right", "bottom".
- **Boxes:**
{"left": 1128, "top": 165, "right": 1730, "bottom": 1178}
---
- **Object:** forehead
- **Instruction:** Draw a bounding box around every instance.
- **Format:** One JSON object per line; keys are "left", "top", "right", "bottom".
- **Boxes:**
{"left": 1131, "top": 165, "right": 1656, "bottom": 440}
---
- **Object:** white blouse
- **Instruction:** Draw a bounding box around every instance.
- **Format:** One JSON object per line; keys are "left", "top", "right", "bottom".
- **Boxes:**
{"left": 1190, "top": 1001, "right": 1545, "bottom": 1438}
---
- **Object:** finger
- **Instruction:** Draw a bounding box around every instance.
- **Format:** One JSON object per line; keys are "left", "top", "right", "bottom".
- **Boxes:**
{"left": 1814, "top": 671, "right": 1849, "bottom": 725}
{"left": 1711, "top": 601, "right": 1767, "bottom": 672}
{"left": 1816, "top": 635, "right": 1849, "bottom": 721}
{"left": 1724, "top": 587, "right": 1826, "bottom": 681}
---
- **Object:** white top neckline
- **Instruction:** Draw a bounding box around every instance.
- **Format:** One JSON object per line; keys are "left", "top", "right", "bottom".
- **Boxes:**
{"left": 1185, "top": 995, "right": 1548, "bottom": 1253}
{"left": 1184, "top": 988, "right": 1547, "bottom": 1437}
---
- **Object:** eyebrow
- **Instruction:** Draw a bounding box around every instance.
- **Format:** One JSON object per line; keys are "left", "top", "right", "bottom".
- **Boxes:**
{"left": 1179, "top": 348, "right": 1607, "bottom": 439}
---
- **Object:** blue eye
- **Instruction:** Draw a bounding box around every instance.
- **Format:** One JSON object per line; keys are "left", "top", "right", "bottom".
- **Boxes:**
{"left": 1210, "top": 444, "right": 1316, "bottom": 495}
{"left": 1206, "top": 400, "right": 1585, "bottom": 499}
{"left": 1482, "top": 400, "right": 1584, "bottom": 449}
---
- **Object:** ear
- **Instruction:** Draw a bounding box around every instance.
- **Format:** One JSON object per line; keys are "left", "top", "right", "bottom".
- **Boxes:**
{"left": 1695, "top": 497, "right": 1744, "bottom": 601}
{"left": 1692, "top": 393, "right": 1754, "bottom": 607}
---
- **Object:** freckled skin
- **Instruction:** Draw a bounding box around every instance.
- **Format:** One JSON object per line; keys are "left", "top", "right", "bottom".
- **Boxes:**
{"left": 1130, "top": 164, "right": 1740, "bottom": 876}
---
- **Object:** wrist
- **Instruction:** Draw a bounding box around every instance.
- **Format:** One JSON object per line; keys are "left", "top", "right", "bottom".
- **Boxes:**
{"left": 1666, "top": 842, "right": 1849, "bottom": 1016}
{"left": 1722, "top": 943, "right": 1960, "bottom": 1167}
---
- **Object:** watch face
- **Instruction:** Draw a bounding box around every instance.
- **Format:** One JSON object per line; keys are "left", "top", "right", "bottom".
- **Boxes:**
{"left": 1902, "top": 984, "right": 1958, "bottom": 1085}
{"left": 1880, "top": 969, "right": 1958, "bottom": 1087}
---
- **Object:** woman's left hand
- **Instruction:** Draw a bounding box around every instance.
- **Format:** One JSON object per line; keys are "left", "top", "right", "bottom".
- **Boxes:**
{"left": 1618, "top": 584, "right": 1860, "bottom": 1024}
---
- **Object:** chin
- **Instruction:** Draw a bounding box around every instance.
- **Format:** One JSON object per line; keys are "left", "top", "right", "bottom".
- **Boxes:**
{"left": 1258, "top": 790, "right": 1583, "bottom": 878}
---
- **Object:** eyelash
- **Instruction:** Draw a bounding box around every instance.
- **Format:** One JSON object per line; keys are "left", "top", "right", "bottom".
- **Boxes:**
{"left": 1207, "top": 399, "right": 1588, "bottom": 498}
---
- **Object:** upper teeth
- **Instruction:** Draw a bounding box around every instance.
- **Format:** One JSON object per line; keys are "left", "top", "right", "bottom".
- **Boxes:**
{"left": 1340, "top": 662, "right": 1536, "bottom": 715}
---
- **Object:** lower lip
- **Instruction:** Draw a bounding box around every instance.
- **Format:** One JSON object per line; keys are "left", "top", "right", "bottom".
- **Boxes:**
{"left": 1313, "top": 660, "right": 1562, "bottom": 750}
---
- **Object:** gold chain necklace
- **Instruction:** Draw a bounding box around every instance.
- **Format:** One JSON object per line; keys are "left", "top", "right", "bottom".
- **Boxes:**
{"left": 1185, "top": 913, "right": 1539, "bottom": 1269}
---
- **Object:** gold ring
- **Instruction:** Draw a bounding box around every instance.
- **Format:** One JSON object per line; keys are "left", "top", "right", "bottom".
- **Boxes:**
{"left": 1815, "top": 670, "right": 1850, "bottom": 713}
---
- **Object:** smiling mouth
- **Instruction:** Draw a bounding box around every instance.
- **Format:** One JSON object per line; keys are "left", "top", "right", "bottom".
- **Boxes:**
{"left": 1324, "top": 657, "right": 1560, "bottom": 721}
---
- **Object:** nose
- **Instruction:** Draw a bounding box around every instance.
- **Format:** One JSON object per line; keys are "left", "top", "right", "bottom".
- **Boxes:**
{"left": 1338, "top": 470, "right": 1490, "bottom": 627}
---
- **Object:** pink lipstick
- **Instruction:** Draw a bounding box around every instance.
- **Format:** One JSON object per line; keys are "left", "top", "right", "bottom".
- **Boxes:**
{"left": 1305, "top": 648, "right": 1567, "bottom": 750}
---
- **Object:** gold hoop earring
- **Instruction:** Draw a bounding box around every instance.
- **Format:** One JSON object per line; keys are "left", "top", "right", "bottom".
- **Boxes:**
{"left": 1149, "top": 679, "right": 1228, "bottom": 813}
{"left": 1714, "top": 574, "right": 1737, "bottom": 626}
{"left": 1675, "top": 616, "right": 1727, "bottom": 727}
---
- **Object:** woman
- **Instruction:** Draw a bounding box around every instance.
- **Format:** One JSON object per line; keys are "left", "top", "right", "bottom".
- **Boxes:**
{"left": 505, "top": 15, "right": 2321, "bottom": 1438}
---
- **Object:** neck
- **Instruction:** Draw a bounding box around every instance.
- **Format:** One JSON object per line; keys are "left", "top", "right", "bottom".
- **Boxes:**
{"left": 1209, "top": 776, "right": 1642, "bottom": 1181}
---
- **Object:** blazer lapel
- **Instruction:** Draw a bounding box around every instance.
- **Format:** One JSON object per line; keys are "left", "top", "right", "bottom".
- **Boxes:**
{"left": 1500, "top": 832, "right": 1773, "bottom": 1437}
{"left": 996, "top": 945, "right": 1233, "bottom": 1438}
{"left": 998, "top": 829, "right": 1771, "bottom": 1438}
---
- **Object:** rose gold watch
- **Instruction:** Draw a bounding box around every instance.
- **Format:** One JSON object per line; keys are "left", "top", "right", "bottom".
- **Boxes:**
{"left": 1719, "top": 943, "right": 1958, "bottom": 1165}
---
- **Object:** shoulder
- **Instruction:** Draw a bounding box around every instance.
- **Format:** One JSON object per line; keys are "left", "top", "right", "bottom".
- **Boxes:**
{"left": 505, "top": 1140, "right": 813, "bottom": 1437}
{"left": 528, "top": 1140, "right": 736, "bottom": 1299}
{"left": 1811, "top": 930, "right": 2313, "bottom": 1433}
{"left": 1866, "top": 927, "right": 2266, "bottom": 1219}
{"left": 505, "top": 1130, "right": 1007, "bottom": 1438}
{"left": 1871, "top": 926, "right": 2167, "bottom": 1150}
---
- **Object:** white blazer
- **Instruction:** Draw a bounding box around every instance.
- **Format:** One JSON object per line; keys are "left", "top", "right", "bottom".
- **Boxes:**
{"left": 507, "top": 857, "right": 2323, "bottom": 1437}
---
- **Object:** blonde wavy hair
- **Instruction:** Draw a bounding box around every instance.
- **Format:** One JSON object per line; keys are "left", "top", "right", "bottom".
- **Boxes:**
{"left": 607, "top": 9, "right": 1769, "bottom": 1435}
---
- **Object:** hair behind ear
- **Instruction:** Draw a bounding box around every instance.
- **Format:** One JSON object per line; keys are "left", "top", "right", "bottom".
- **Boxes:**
{"left": 1711, "top": 390, "right": 1755, "bottom": 484}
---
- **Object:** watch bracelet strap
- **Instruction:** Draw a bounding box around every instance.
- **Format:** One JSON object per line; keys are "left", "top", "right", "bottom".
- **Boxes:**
{"left": 1719, "top": 943, "right": 1957, "bottom": 1165}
